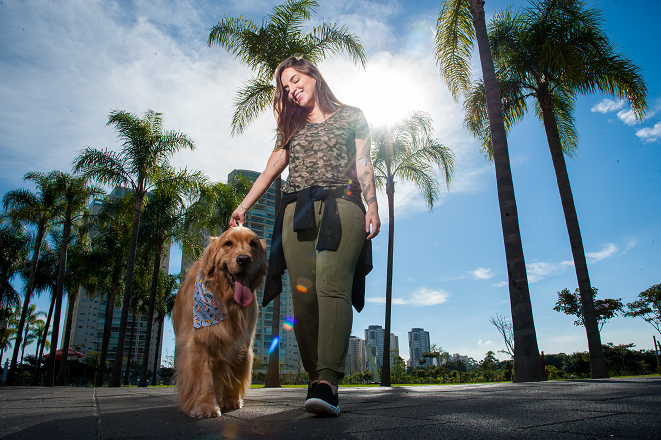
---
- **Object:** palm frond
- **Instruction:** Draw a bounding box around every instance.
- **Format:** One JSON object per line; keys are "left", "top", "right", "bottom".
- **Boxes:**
{"left": 231, "top": 79, "right": 276, "bottom": 136}
{"left": 269, "top": 0, "right": 318, "bottom": 34}
{"left": 435, "top": 0, "right": 475, "bottom": 101}
{"left": 308, "top": 23, "right": 366, "bottom": 67}
{"left": 73, "top": 147, "right": 132, "bottom": 189}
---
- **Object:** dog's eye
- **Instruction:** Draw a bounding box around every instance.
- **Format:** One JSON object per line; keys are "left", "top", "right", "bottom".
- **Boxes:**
{"left": 224, "top": 240, "right": 232, "bottom": 247}
{"left": 250, "top": 240, "right": 257, "bottom": 248}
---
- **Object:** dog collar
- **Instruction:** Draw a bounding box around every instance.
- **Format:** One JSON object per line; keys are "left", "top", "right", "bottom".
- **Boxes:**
{"left": 193, "top": 270, "right": 227, "bottom": 328}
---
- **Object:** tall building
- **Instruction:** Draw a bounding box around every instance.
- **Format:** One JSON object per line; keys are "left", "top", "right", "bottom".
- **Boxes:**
{"left": 364, "top": 325, "right": 384, "bottom": 373}
{"left": 226, "top": 170, "right": 299, "bottom": 374}
{"left": 345, "top": 335, "right": 366, "bottom": 375}
{"left": 390, "top": 333, "right": 399, "bottom": 358}
{"left": 363, "top": 325, "right": 399, "bottom": 374}
{"left": 66, "top": 188, "right": 167, "bottom": 379}
{"left": 408, "top": 328, "right": 431, "bottom": 367}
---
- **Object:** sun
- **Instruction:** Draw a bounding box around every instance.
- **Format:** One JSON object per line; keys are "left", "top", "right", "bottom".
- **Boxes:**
{"left": 326, "top": 54, "right": 435, "bottom": 127}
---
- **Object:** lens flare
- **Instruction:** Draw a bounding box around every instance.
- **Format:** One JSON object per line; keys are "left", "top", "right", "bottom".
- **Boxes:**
{"left": 282, "top": 315, "right": 296, "bottom": 331}
{"left": 296, "top": 277, "right": 313, "bottom": 293}
{"left": 268, "top": 336, "right": 279, "bottom": 355}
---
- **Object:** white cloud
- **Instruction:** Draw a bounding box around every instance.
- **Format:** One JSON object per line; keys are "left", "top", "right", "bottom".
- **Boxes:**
{"left": 636, "top": 121, "right": 661, "bottom": 143}
{"left": 365, "top": 287, "right": 449, "bottom": 307}
{"left": 617, "top": 109, "right": 639, "bottom": 126}
{"left": 477, "top": 340, "right": 493, "bottom": 346}
{"left": 526, "top": 260, "right": 574, "bottom": 283}
{"left": 470, "top": 267, "right": 493, "bottom": 280}
{"left": 493, "top": 281, "right": 508, "bottom": 288}
{"left": 591, "top": 98, "right": 624, "bottom": 113}
{"left": 586, "top": 243, "right": 617, "bottom": 262}
{"left": 624, "top": 239, "right": 638, "bottom": 252}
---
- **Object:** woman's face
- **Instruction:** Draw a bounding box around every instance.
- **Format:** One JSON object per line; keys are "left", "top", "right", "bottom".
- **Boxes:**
{"left": 280, "top": 67, "right": 317, "bottom": 109}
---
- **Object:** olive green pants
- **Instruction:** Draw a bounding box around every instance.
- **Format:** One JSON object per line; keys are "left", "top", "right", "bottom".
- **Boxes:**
{"left": 282, "top": 198, "right": 365, "bottom": 386}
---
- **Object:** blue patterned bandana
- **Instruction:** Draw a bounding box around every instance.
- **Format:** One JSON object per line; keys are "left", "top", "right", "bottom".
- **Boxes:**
{"left": 193, "top": 270, "right": 227, "bottom": 328}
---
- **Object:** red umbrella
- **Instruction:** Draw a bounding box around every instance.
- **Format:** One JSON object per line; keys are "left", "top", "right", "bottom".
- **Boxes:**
{"left": 43, "top": 348, "right": 85, "bottom": 360}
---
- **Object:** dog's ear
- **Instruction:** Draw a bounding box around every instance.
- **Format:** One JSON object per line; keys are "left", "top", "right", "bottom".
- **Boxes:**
{"left": 259, "top": 239, "right": 267, "bottom": 253}
{"left": 201, "top": 237, "right": 220, "bottom": 277}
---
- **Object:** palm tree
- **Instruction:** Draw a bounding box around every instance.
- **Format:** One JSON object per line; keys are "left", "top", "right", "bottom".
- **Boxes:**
{"left": 37, "top": 172, "right": 101, "bottom": 386}
{"left": 0, "top": 222, "right": 30, "bottom": 308}
{"left": 208, "top": 0, "right": 366, "bottom": 135}
{"left": 435, "top": 0, "right": 546, "bottom": 382}
{"left": 209, "top": 0, "right": 367, "bottom": 389}
{"left": 21, "top": 240, "right": 60, "bottom": 385}
{"left": 2, "top": 170, "right": 60, "bottom": 384}
{"left": 74, "top": 109, "right": 195, "bottom": 387}
{"left": 18, "top": 305, "right": 45, "bottom": 383}
{"left": 180, "top": 176, "right": 252, "bottom": 261}
{"left": 54, "top": 221, "right": 100, "bottom": 386}
{"left": 0, "top": 306, "right": 20, "bottom": 367}
{"left": 371, "top": 111, "right": 455, "bottom": 386}
{"left": 463, "top": 0, "right": 648, "bottom": 378}
{"left": 137, "top": 166, "right": 205, "bottom": 387}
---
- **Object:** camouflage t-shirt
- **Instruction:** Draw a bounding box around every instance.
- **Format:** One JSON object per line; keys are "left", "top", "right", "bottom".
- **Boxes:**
{"left": 277, "top": 106, "right": 370, "bottom": 194}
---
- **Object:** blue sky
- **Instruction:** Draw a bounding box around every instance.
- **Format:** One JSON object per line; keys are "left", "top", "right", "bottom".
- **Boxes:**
{"left": 1, "top": 0, "right": 659, "bottom": 367}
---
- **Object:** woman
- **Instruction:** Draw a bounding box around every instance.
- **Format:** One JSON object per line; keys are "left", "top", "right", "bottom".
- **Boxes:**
{"left": 230, "top": 57, "right": 380, "bottom": 416}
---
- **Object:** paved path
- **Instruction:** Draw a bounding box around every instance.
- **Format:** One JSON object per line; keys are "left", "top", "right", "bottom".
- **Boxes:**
{"left": 1, "top": 377, "right": 659, "bottom": 439}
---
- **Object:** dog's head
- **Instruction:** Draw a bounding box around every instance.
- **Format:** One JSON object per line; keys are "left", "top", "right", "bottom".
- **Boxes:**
{"left": 201, "top": 226, "right": 268, "bottom": 307}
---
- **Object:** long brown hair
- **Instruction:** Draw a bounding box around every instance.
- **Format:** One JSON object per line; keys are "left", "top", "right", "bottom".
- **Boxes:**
{"left": 273, "top": 57, "right": 343, "bottom": 149}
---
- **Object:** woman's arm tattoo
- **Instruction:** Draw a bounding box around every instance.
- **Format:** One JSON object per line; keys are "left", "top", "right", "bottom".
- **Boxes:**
{"left": 273, "top": 150, "right": 285, "bottom": 168}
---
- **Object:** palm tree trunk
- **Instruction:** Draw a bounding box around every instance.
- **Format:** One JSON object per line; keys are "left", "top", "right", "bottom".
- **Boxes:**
{"left": 152, "top": 315, "right": 164, "bottom": 385}
{"left": 265, "top": 176, "right": 282, "bottom": 388}
{"left": 538, "top": 91, "right": 608, "bottom": 379}
{"left": 469, "top": 0, "right": 545, "bottom": 382}
{"left": 56, "top": 285, "right": 80, "bottom": 385}
{"left": 45, "top": 217, "right": 73, "bottom": 387}
{"left": 19, "top": 322, "right": 30, "bottom": 384}
{"left": 110, "top": 192, "right": 144, "bottom": 387}
{"left": 381, "top": 181, "right": 395, "bottom": 387}
{"left": 97, "top": 261, "right": 121, "bottom": 386}
{"left": 32, "top": 292, "right": 55, "bottom": 386}
{"left": 124, "top": 310, "right": 137, "bottom": 385}
{"left": 8, "top": 222, "right": 46, "bottom": 385}
{"left": 139, "top": 234, "right": 163, "bottom": 387}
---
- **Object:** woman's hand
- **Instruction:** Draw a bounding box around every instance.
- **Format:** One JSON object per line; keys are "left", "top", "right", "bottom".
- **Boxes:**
{"left": 365, "top": 208, "right": 381, "bottom": 240}
{"left": 230, "top": 204, "right": 248, "bottom": 227}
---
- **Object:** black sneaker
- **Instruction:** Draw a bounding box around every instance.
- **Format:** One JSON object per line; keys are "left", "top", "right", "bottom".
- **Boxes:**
{"left": 306, "top": 381, "right": 318, "bottom": 400}
{"left": 304, "top": 383, "right": 340, "bottom": 416}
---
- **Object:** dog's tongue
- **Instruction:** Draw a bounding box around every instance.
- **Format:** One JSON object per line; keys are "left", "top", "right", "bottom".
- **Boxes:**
{"left": 233, "top": 274, "right": 253, "bottom": 307}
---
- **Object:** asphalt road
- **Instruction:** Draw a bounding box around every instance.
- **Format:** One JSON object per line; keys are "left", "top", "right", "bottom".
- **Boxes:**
{"left": 1, "top": 377, "right": 659, "bottom": 439}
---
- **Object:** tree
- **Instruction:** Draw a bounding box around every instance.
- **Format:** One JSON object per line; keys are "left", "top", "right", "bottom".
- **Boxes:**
{"left": 137, "top": 166, "right": 204, "bottom": 387}
{"left": 74, "top": 109, "right": 195, "bottom": 387}
{"left": 180, "top": 177, "right": 251, "bottom": 261}
{"left": 17, "top": 305, "right": 45, "bottom": 382}
{"left": 207, "top": 0, "right": 366, "bottom": 135}
{"left": 435, "top": 0, "right": 546, "bottom": 382}
{"left": 554, "top": 287, "right": 624, "bottom": 332}
{"left": 480, "top": 351, "right": 498, "bottom": 382}
{"left": 371, "top": 111, "right": 454, "bottom": 386}
{"left": 489, "top": 313, "right": 514, "bottom": 358}
{"left": 208, "top": 0, "right": 366, "bottom": 388}
{"left": 3, "top": 170, "right": 60, "bottom": 384}
{"left": 463, "top": 0, "right": 647, "bottom": 379}
{"left": 0, "top": 221, "right": 30, "bottom": 308}
{"left": 44, "top": 172, "right": 101, "bottom": 386}
{"left": 624, "top": 284, "right": 661, "bottom": 335}
{"left": 20, "top": 239, "right": 59, "bottom": 385}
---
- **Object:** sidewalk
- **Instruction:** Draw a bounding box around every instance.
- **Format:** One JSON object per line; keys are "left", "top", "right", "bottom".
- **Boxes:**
{"left": 1, "top": 377, "right": 659, "bottom": 439}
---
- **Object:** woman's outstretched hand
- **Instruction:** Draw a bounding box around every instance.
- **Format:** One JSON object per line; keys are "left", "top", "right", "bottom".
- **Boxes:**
{"left": 230, "top": 206, "right": 246, "bottom": 227}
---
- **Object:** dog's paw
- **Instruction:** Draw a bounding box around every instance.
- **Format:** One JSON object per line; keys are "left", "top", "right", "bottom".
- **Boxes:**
{"left": 220, "top": 398, "right": 242, "bottom": 411}
{"left": 188, "top": 402, "right": 222, "bottom": 418}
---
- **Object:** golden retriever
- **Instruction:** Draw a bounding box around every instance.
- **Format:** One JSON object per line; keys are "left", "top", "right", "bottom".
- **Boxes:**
{"left": 172, "top": 226, "right": 267, "bottom": 418}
